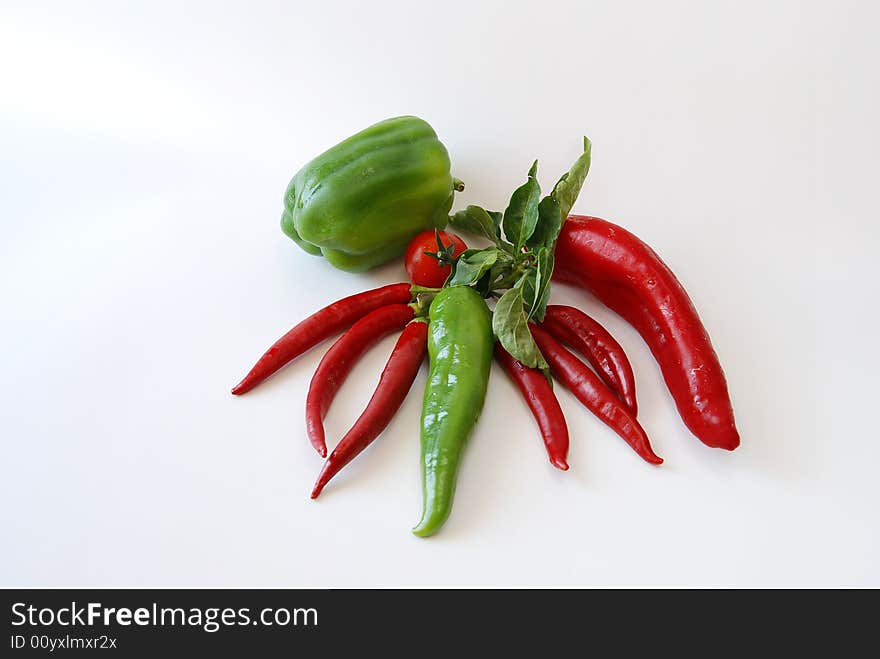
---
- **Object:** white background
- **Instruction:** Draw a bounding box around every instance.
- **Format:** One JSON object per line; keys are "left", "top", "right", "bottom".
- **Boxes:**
{"left": 2, "top": 1, "right": 877, "bottom": 587}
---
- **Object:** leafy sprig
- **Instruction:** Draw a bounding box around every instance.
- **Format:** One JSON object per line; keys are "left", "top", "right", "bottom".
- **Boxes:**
{"left": 440, "top": 137, "right": 593, "bottom": 372}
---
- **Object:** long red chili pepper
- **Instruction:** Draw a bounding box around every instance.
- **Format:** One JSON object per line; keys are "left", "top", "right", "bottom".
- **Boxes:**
{"left": 305, "top": 304, "right": 415, "bottom": 457}
{"left": 494, "top": 344, "right": 569, "bottom": 471}
{"left": 311, "top": 320, "right": 428, "bottom": 498}
{"left": 530, "top": 324, "right": 662, "bottom": 465}
{"left": 553, "top": 216, "right": 739, "bottom": 450}
{"left": 231, "top": 283, "right": 413, "bottom": 395}
{"left": 542, "top": 305, "right": 638, "bottom": 415}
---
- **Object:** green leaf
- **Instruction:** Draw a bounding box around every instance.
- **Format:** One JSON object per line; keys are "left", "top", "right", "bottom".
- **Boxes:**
{"left": 502, "top": 161, "right": 541, "bottom": 251}
{"left": 526, "top": 195, "right": 563, "bottom": 251}
{"left": 517, "top": 267, "right": 537, "bottom": 312}
{"left": 487, "top": 210, "right": 503, "bottom": 231}
{"left": 481, "top": 257, "right": 510, "bottom": 294}
{"left": 529, "top": 248, "right": 554, "bottom": 321}
{"left": 517, "top": 249, "right": 553, "bottom": 321}
{"left": 492, "top": 287, "right": 548, "bottom": 371}
{"left": 447, "top": 248, "right": 500, "bottom": 287}
{"left": 481, "top": 210, "right": 516, "bottom": 254}
{"left": 550, "top": 136, "right": 592, "bottom": 221}
{"left": 476, "top": 251, "right": 512, "bottom": 295}
{"left": 449, "top": 205, "right": 501, "bottom": 242}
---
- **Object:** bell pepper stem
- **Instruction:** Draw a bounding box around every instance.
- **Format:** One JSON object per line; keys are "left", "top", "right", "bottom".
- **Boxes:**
{"left": 452, "top": 177, "right": 465, "bottom": 192}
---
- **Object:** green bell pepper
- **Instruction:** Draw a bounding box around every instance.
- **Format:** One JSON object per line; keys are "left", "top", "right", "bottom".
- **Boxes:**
{"left": 281, "top": 115, "right": 460, "bottom": 272}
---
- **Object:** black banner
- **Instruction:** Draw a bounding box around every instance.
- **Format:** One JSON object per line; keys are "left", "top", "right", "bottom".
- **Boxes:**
{"left": 1, "top": 588, "right": 869, "bottom": 654}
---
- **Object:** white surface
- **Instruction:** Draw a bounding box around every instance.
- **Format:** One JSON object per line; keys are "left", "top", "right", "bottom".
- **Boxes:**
{"left": 2, "top": 0, "right": 877, "bottom": 587}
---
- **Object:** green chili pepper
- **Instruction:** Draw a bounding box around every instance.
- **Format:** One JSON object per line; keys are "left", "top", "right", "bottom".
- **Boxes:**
{"left": 281, "top": 116, "right": 460, "bottom": 272}
{"left": 413, "top": 286, "right": 493, "bottom": 537}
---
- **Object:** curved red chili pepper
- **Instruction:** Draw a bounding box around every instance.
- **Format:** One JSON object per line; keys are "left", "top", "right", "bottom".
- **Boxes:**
{"left": 541, "top": 305, "right": 638, "bottom": 415}
{"left": 553, "top": 216, "right": 739, "bottom": 450}
{"left": 231, "top": 283, "right": 413, "bottom": 395}
{"left": 530, "top": 324, "right": 662, "bottom": 465}
{"left": 494, "top": 344, "right": 569, "bottom": 471}
{"left": 311, "top": 320, "right": 428, "bottom": 498}
{"left": 305, "top": 304, "right": 415, "bottom": 457}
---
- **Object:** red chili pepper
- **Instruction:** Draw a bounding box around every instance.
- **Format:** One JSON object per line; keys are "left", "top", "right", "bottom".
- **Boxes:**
{"left": 541, "top": 305, "right": 638, "bottom": 415}
{"left": 231, "top": 283, "right": 414, "bottom": 395}
{"left": 554, "top": 216, "right": 739, "bottom": 450}
{"left": 311, "top": 320, "right": 428, "bottom": 498}
{"left": 530, "top": 324, "right": 662, "bottom": 465}
{"left": 494, "top": 344, "right": 569, "bottom": 471}
{"left": 305, "top": 304, "right": 415, "bottom": 457}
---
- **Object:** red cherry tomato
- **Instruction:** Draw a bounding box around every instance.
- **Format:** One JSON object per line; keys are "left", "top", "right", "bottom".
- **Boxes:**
{"left": 405, "top": 230, "right": 468, "bottom": 287}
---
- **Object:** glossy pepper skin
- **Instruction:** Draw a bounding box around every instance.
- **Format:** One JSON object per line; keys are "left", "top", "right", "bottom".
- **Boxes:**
{"left": 232, "top": 283, "right": 414, "bottom": 395}
{"left": 542, "top": 305, "right": 638, "bottom": 415}
{"left": 281, "top": 116, "right": 458, "bottom": 272}
{"left": 494, "top": 344, "right": 570, "bottom": 471}
{"left": 311, "top": 320, "right": 428, "bottom": 499}
{"left": 413, "top": 287, "right": 493, "bottom": 537}
{"left": 530, "top": 324, "right": 662, "bottom": 465}
{"left": 305, "top": 304, "right": 415, "bottom": 457}
{"left": 554, "top": 215, "right": 739, "bottom": 450}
